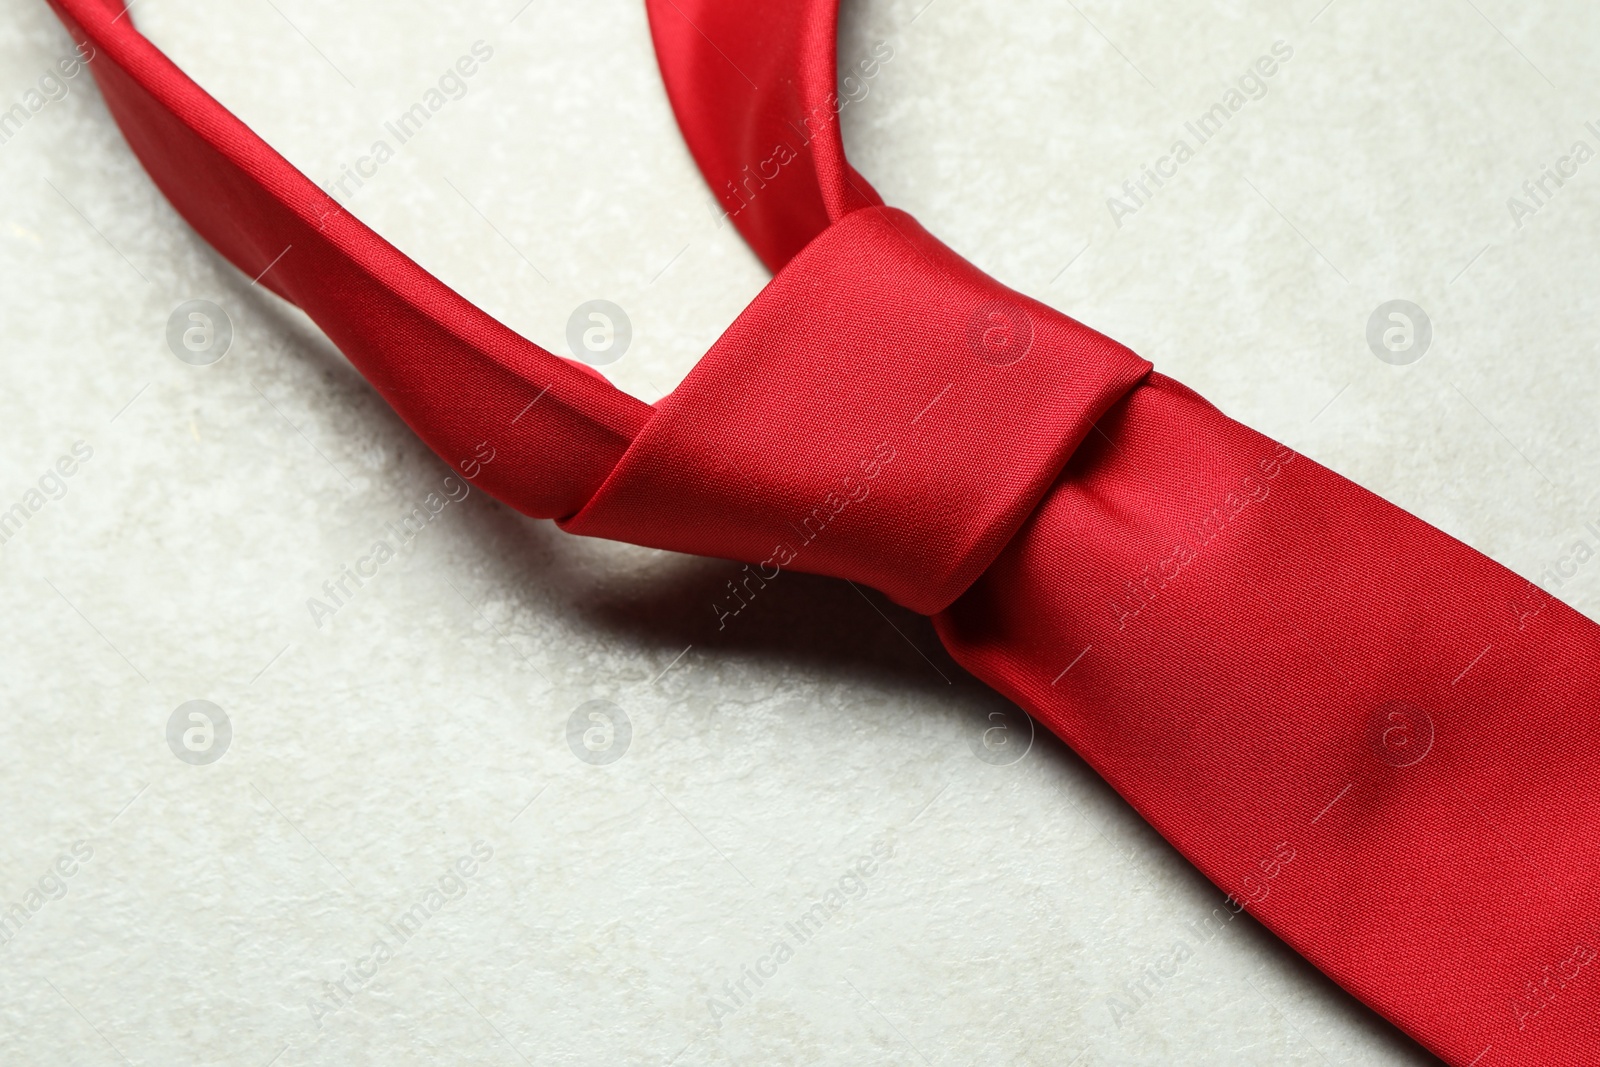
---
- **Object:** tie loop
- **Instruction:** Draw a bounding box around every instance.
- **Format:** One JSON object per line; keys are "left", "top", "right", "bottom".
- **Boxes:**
{"left": 646, "top": 0, "right": 881, "bottom": 271}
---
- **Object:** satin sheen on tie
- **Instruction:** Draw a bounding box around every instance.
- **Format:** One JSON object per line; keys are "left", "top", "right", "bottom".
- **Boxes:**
{"left": 47, "top": 0, "right": 1600, "bottom": 1062}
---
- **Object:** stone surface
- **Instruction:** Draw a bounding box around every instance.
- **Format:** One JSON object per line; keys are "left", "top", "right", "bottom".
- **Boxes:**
{"left": 2, "top": 0, "right": 1592, "bottom": 1063}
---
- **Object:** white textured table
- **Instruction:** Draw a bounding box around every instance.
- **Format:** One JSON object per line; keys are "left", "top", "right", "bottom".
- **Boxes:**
{"left": 2, "top": 0, "right": 1594, "bottom": 1063}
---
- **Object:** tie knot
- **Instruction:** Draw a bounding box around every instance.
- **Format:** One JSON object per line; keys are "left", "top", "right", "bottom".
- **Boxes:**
{"left": 563, "top": 206, "right": 1151, "bottom": 613}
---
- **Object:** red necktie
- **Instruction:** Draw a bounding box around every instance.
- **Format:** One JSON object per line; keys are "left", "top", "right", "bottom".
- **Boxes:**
{"left": 49, "top": 0, "right": 1600, "bottom": 1062}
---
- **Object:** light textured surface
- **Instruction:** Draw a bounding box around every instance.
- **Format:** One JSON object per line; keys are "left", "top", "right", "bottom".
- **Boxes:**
{"left": 0, "top": 0, "right": 1593, "bottom": 1063}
